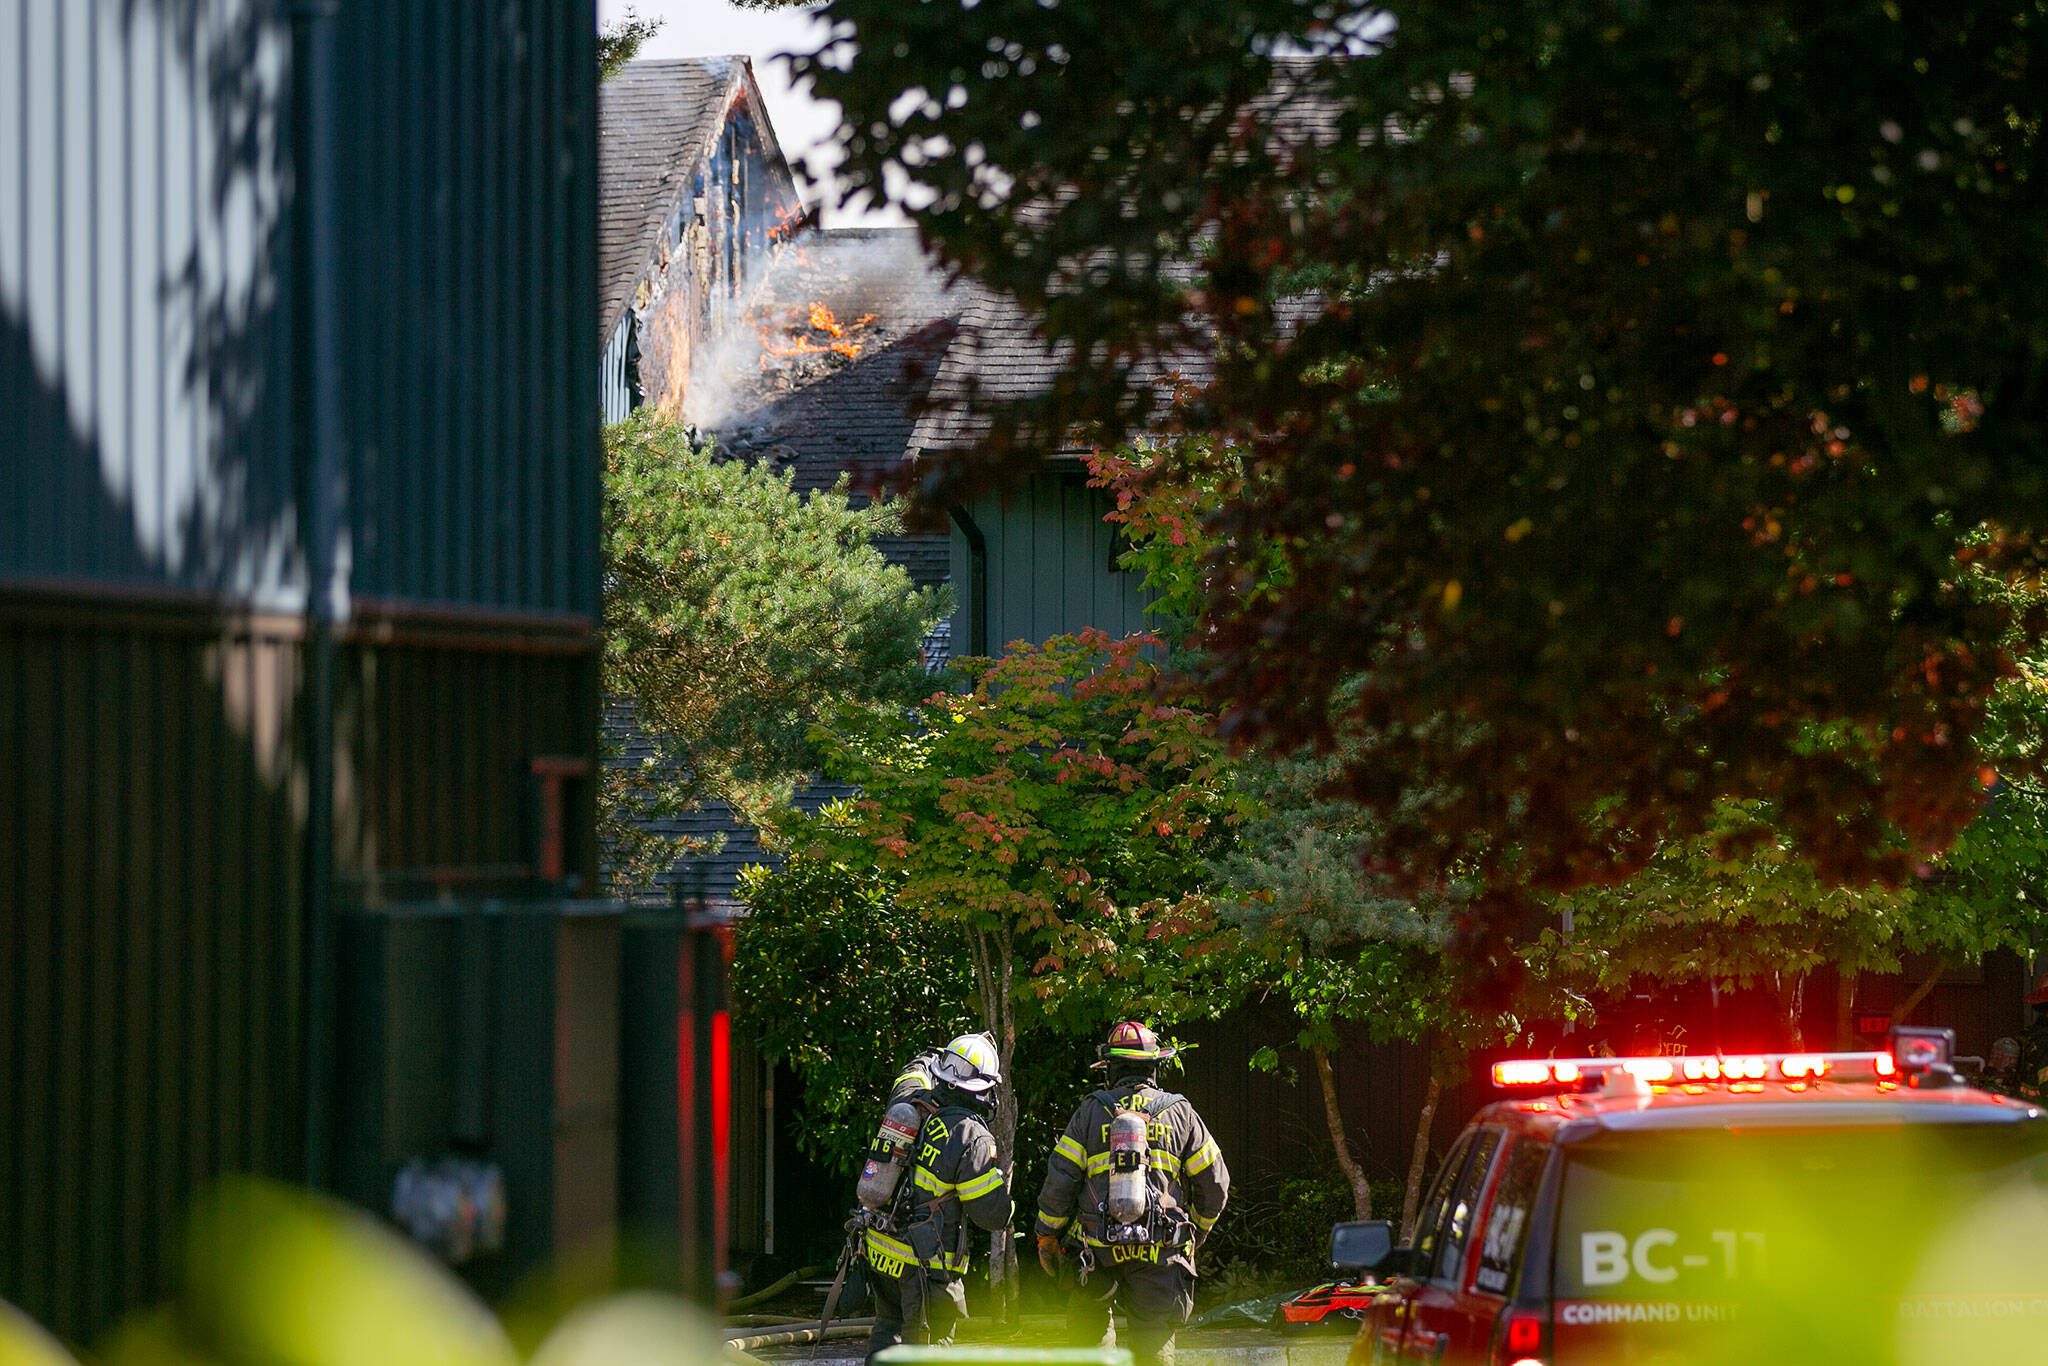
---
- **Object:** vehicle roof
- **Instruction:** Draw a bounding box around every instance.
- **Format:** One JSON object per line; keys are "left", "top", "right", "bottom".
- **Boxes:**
{"left": 1476, "top": 1082, "right": 2043, "bottom": 1143}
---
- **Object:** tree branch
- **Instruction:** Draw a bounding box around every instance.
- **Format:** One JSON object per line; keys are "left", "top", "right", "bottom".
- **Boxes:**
{"left": 1893, "top": 959, "right": 1950, "bottom": 1025}
{"left": 1313, "top": 1044, "right": 1372, "bottom": 1221}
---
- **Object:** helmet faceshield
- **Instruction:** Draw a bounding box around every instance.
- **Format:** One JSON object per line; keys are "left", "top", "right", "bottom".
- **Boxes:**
{"left": 936, "top": 1032, "right": 1002, "bottom": 1093}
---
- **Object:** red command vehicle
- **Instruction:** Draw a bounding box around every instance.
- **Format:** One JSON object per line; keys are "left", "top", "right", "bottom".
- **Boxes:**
{"left": 1329, "top": 1029, "right": 2048, "bottom": 1366}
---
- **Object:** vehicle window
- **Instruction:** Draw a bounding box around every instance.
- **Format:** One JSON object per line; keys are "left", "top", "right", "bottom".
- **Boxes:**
{"left": 1432, "top": 1128, "right": 1502, "bottom": 1285}
{"left": 1474, "top": 1138, "right": 1548, "bottom": 1296}
{"left": 1409, "top": 1130, "right": 1473, "bottom": 1271}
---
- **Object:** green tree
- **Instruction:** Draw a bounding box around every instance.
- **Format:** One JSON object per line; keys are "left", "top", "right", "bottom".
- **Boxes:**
{"left": 1539, "top": 565, "right": 2048, "bottom": 1043}
{"left": 602, "top": 414, "right": 946, "bottom": 892}
{"left": 1539, "top": 801, "right": 1945, "bottom": 1045}
{"left": 1219, "top": 751, "right": 1557, "bottom": 1231}
{"left": 597, "top": 8, "right": 662, "bottom": 82}
{"left": 732, "top": 854, "right": 978, "bottom": 1174}
{"left": 1106, "top": 441, "right": 1527, "bottom": 1225}
{"left": 802, "top": 630, "right": 1252, "bottom": 1298}
{"left": 797, "top": 0, "right": 2048, "bottom": 937}
{"left": 1223, "top": 753, "right": 1430, "bottom": 1223}
{"left": 1531, "top": 793, "right": 2048, "bottom": 1063}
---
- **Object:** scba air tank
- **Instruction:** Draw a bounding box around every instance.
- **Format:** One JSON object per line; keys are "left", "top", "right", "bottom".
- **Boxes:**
{"left": 1107, "top": 1109, "right": 1150, "bottom": 1225}
{"left": 857, "top": 1102, "right": 923, "bottom": 1212}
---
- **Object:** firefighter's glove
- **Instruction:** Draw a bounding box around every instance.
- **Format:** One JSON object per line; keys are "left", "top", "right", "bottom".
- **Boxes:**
{"left": 1036, "top": 1234, "right": 1065, "bottom": 1277}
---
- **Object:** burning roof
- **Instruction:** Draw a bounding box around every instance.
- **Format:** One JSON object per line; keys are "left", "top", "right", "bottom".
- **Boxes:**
{"left": 686, "top": 228, "right": 962, "bottom": 518}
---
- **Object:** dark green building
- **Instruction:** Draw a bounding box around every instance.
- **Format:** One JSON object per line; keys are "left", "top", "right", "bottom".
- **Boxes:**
{"left": 1, "top": 0, "right": 610, "bottom": 1341}
{"left": 905, "top": 292, "right": 1157, "bottom": 656}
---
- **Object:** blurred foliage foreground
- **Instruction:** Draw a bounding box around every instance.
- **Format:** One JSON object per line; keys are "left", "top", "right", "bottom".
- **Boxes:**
{"left": 0, "top": 1179, "right": 721, "bottom": 1366}
{"left": 7, "top": 1134, "right": 2048, "bottom": 1365}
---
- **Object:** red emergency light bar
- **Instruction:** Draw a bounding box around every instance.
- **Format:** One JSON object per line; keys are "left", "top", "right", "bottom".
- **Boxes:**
{"left": 1491, "top": 1051, "right": 1897, "bottom": 1090}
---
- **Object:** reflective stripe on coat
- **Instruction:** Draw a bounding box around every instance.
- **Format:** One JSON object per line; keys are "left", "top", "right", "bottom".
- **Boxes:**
{"left": 1032, "top": 1079, "right": 1229, "bottom": 1273}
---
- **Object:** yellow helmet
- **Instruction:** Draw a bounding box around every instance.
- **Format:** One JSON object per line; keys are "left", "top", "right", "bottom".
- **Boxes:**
{"left": 935, "top": 1032, "right": 1002, "bottom": 1093}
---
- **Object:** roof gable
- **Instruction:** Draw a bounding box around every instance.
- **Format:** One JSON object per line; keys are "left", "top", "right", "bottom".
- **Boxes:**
{"left": 597, "top": 56, "right": 793, "bottom": 346}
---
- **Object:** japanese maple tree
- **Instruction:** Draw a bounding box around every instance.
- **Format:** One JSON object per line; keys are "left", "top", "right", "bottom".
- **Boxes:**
{"left": 795, "top": 0, "right": 2048, "bottom": 940}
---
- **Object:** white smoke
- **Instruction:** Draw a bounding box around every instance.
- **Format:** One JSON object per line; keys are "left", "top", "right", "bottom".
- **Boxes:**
{"left": 681, "top": 227, "right": 957, "bottom": 437}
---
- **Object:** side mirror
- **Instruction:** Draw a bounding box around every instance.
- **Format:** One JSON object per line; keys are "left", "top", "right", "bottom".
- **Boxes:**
{"left": 1891, "top": 1024, "right": 1962, "bottom": 1088}
{"left": 1329, "top": 1219, "right": 1395, "bottom": 1274}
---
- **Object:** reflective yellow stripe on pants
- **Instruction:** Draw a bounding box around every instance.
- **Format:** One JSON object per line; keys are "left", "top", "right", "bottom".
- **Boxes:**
{"left": 864, "top": 1226, "right": 968, "bottom": 1276}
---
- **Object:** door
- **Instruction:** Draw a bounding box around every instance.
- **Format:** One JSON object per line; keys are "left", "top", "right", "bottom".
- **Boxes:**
{"left": 1400, "top": 1128, "right": 1505, "bottom": 1364}
{"left": 1466, "top": 1138, "right": 1552, "bottom": 1358}
{"left": 1366, "top": 1130, "right": 1472, "bottom": 1365}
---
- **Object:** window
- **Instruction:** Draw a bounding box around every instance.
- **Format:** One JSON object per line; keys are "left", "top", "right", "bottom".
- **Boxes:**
{"left": 1474, "top": 1139, "right": 1549, "bottom": 1295}
{"left": 1433, "top": 1129, "right": 1503, "bottom": 1285}
{"left": 1410, "top": 1130, "right": 1473, "bottom": 1271}
{"left": 623, "top": 318, "right": 644, "bottom": 413}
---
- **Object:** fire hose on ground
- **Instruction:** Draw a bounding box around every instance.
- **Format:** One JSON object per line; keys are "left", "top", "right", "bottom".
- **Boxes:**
{"left": 727, "top": 1264, "right": 829, "bottom": 1313}
{"left": 727, "top": 1313, "right": 826, "bottom": 1328}
{"left": 723, "top": 1320, "right": 875, "bottom": 1352}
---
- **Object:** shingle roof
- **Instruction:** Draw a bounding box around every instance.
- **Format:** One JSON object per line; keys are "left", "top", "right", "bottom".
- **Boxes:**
{"left": 656, "top": 791, "right": 856, "bottom": 909}
{"left": 597, "top": 57, "right": 741, "bottom": 347}
{"left": 904, "top": 279, "right": 1212, "bottom": 459}
{"left": 708, "top": 227, "right": 965, "bottom": 588}
{"left": 602, "top": 698, "right": 857, "bottom": 908}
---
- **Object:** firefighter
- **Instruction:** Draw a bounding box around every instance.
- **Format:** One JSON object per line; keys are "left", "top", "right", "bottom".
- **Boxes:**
{"left": 863, "top": 1032, "right": 1013, "bottom": 1364}
{"left": 888, "top": 1042, "right": 949, "bottom": 1104}
{"left": 1034, "top": 1022, "right": 1229, "bottom": 1366}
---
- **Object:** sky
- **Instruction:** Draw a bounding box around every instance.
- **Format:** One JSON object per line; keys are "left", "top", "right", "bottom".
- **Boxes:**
{"left": 597, "top": 0, "right": 902, "bottom": 226}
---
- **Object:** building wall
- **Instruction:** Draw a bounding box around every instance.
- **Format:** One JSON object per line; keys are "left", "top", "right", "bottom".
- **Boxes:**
{"left": 0, "top": 0, "right": 300, "bottom": 605}
{"left": 0, "top": 611, "right": 309, "bottom": 1336}
{"left": 606, "top": 87, "right": 796, "bottom": 423}
{"left": 949, "top": 470, "right": 1151, "bottom": 657}
{"left": 2, "top": 0, "right": 599, "bottom": 618}
{"left": 332, "top": 0, "right": 599, "bottom": 618}
{"left": 333, "top": 635, "right": 600, "bottom": 894}
{"left": 0, "top": 0, "right": 601, "bottom": 1341}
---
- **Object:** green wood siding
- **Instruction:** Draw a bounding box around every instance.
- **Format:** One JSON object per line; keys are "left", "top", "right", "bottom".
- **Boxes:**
{"left": 1, "top": 0, "right": 602, "bottom": 1339}
{"left": 951, "top": 471, "right": 1150, "bottom": 656}
{"left": 0, "top": 0, "right": 598, "bottom": 618}
{"left": 0, "top": 618, "right": 307, "bottom": 1338}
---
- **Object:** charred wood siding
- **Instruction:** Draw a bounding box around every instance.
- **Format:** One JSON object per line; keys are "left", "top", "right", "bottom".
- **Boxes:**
{"left": 0, "top": 0, "right": 599, "bottom": 1341}
{"left": 600, "top": 72, "right": 797, "bottom": 424}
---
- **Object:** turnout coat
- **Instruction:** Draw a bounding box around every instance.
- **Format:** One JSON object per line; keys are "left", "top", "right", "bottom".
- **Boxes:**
{"left": 1033, "top": 1077, "right": 1230, "bottom": 1274}
{"left": 864, "top": 1102, "right": 1012, "bottom": 1281}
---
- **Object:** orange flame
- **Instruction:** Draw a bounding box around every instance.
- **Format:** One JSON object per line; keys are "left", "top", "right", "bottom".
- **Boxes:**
{"left": 768, "top": 199, "right": 808, "bottom": 244}
{"left": 760, "top": 301, "right": 878, "bottom": 365}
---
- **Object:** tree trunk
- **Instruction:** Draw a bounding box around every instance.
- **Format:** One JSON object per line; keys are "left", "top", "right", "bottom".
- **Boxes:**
{"left": 1313, "top": 1044, "right": 1371, "bottom": 1221}
{"left": 969, "top": 926, "right": 1021, "bottom": 1317}
{"left": 1400, "top": 1072, "right": 1441, "bottom": 1240}
{"left": 1892, "top": 959, "right": 1947, "bottom": 1026}
{"left": 1835, "top": 970, "right": 1858, "bottom": 1050}
{"left": 1777, "top": 972, "right": 1807, "bottom": 1049}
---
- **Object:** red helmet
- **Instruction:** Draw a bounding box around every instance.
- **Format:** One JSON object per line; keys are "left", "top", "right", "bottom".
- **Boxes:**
{"left": 1098, "top": 1021, "right": 1177, "bottom": 1065}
